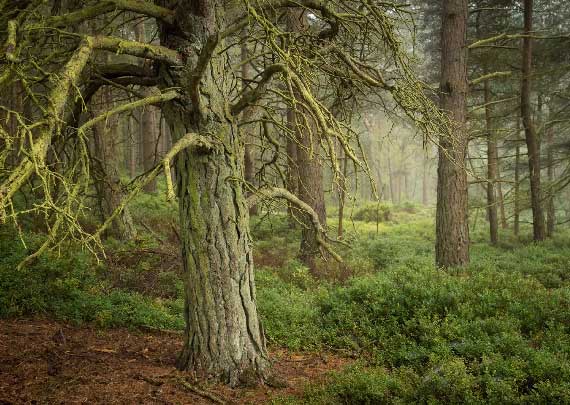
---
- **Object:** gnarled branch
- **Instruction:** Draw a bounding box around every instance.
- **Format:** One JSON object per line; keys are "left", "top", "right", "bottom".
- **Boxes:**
{"left": 248, "top": 187, "right": 342, "bottom": 262}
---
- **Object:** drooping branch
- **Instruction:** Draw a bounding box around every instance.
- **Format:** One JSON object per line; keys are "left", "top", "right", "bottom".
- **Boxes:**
{"left": 247, "top": 186, "right": 342, "bottom": 262}
{"left": 1, "top": 39, "right": 93, "bottom": 214}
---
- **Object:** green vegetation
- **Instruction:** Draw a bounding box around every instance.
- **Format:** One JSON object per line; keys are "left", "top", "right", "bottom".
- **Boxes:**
{"left": 2, "top": 201, "right": 570, "bottom": 402}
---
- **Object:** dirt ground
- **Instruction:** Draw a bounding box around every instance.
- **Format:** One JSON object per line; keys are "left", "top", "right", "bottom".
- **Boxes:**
{"left": 0, "top": 319, "right": 349, "bottom": 404}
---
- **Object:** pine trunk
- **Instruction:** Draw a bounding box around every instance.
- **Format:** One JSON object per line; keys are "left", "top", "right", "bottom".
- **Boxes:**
{"left": 521, "top": 0, "right": 545, "bottom": 241}
{"left": 484, "top": 80, "right": 499, "bottom": 245}
{"left": 546, "top": 127, "right": 555, "bottom": 236}
{"left": 135, "top": 21, "right": 158, "bottom": 193}
{"left": 159, "top": 0, "right": 268, "bottom": 385}
{"left": 435, "top": 0, "right": 470, "bottom": 267}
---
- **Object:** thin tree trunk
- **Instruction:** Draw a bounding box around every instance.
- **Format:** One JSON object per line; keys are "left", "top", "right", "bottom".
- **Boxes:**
{"left": 129, "top": 115, "right": 137, "bottom": 178}
{"left": 484, "top": 80, "right": 499, "bottom": 245}
{"left": 514, "top": 142, "right": 521, "bottom": 237}
{"left": 496, "top": 160, "right": 508, "bottom": 229}
{"left": 287, "top": 9, "right": 327, "bottom": 273}
{"left": 435, "top": 0, "right": 470, "bottom": 267}
{"left": 285, "top": 113, "right": 299, "bottom": 228}
{"left": 422, "top": 158, "right": 429, "bottom": 205}
{"left": 521, "top": 0, "right": 545, "bottom": 241}
{"left": 338, "top": 147, "right": 348, "bottom": 239}
{"left": 91, "top": 86, "right": 136, "bottom": 239}
{"left": 296, "top": 115, "right": 327, "bottom": 273}
{"left": 387, "top": 143, "right": 395, "bottom": 204}
{"left": 135, "top": 21, "right": 158, "bottom": 193}
{"left": 546, "top": 126, "right": 555, "bottom": 236}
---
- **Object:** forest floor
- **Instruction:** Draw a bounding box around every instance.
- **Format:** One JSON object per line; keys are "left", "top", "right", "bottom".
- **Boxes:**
{"left": 0, "top": 319, "right": 350, "bottom": 404}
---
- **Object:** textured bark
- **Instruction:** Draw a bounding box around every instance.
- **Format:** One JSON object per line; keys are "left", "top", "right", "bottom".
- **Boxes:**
{"left": 435, "top": 0, "right": 470, "bottom": 267}
{"left": 286, "top": 8, "right": 327, "bottom": 271}
{"left": 158, "top": 0, "right": 268, "bottom": 385}
{"left": 296, "top": 116, "right": 327, "bottom": 273}
{"left": 521, "top": 0, "right": 545, "bottom": 241}
{"left": 484, "top": 80, "right": 499, "bottom": 245}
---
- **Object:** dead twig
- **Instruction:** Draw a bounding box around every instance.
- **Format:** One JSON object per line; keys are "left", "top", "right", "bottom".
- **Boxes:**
{"left": 177, "top": 378, "right": 226, "bottom": 405}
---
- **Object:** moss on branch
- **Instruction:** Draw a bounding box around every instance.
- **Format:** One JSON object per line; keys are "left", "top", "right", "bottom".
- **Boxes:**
{"left": 92, "top": 36, "right": 182, "bottom": 66}
{"left": 79, "top": 89, "right": 179, "bottom": 133}
{"left": 49, "top": 0, "right": 175, "bottom": 27}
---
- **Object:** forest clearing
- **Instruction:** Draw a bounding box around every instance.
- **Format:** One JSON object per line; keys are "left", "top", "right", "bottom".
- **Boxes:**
{"left": 1, "top": 0, "right": 570, "bottom": 403}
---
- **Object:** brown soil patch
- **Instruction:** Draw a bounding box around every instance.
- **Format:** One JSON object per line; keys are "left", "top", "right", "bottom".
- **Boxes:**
{"left": 0, "top": 319, "right": 349, "bottom": 404}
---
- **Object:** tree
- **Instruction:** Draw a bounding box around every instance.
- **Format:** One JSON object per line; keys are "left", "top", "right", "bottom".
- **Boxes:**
{"left": 0, "top": 0, "right": 450, "bottom": 385}
{"left": 484, "top": 79, "right": 499, "bottom": 245}
{"left": 435, "top": 0, "right": 470, "bottom": 267}
{"left": 521, "top": 0, "right": 546, "bottom": 241}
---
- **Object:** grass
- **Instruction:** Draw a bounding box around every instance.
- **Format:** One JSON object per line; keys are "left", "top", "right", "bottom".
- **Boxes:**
{"left": 2, "top": 199, "right": 570, "bottom": 403}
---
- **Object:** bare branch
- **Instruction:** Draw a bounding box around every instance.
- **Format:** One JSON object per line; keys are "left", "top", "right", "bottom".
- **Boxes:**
{"left": 49, "top": 0, "right": 175, "bottom": 27}
{"left": 231, "top": 63, "right": 286, "bottom": 116}
{"left": 247, "top": 186, "right": 342, "bottom": 262}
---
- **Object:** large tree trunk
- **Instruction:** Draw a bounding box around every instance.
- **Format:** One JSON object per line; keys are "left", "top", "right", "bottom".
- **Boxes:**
{"left": 484, "top": 80, "right": 499, "bottom": 245}
{"left": 521, "top": 0, "right": 545, "bottom": 241}
{"left": 159, "top": 0, "right": 268, "bottom": 385}
{"left": 435, "top": 0, "right": 470, "bottom": 267}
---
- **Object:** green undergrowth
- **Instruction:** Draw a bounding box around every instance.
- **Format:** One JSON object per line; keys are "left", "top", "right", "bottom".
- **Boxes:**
{"left": 2, "top": 201, "right": 570, "bottom": 403}
{"left": 256, "top": 216, "right": 570, "bottom": 403}
{"left": 0, "top": 227, "right": 183, "bottom": 330}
